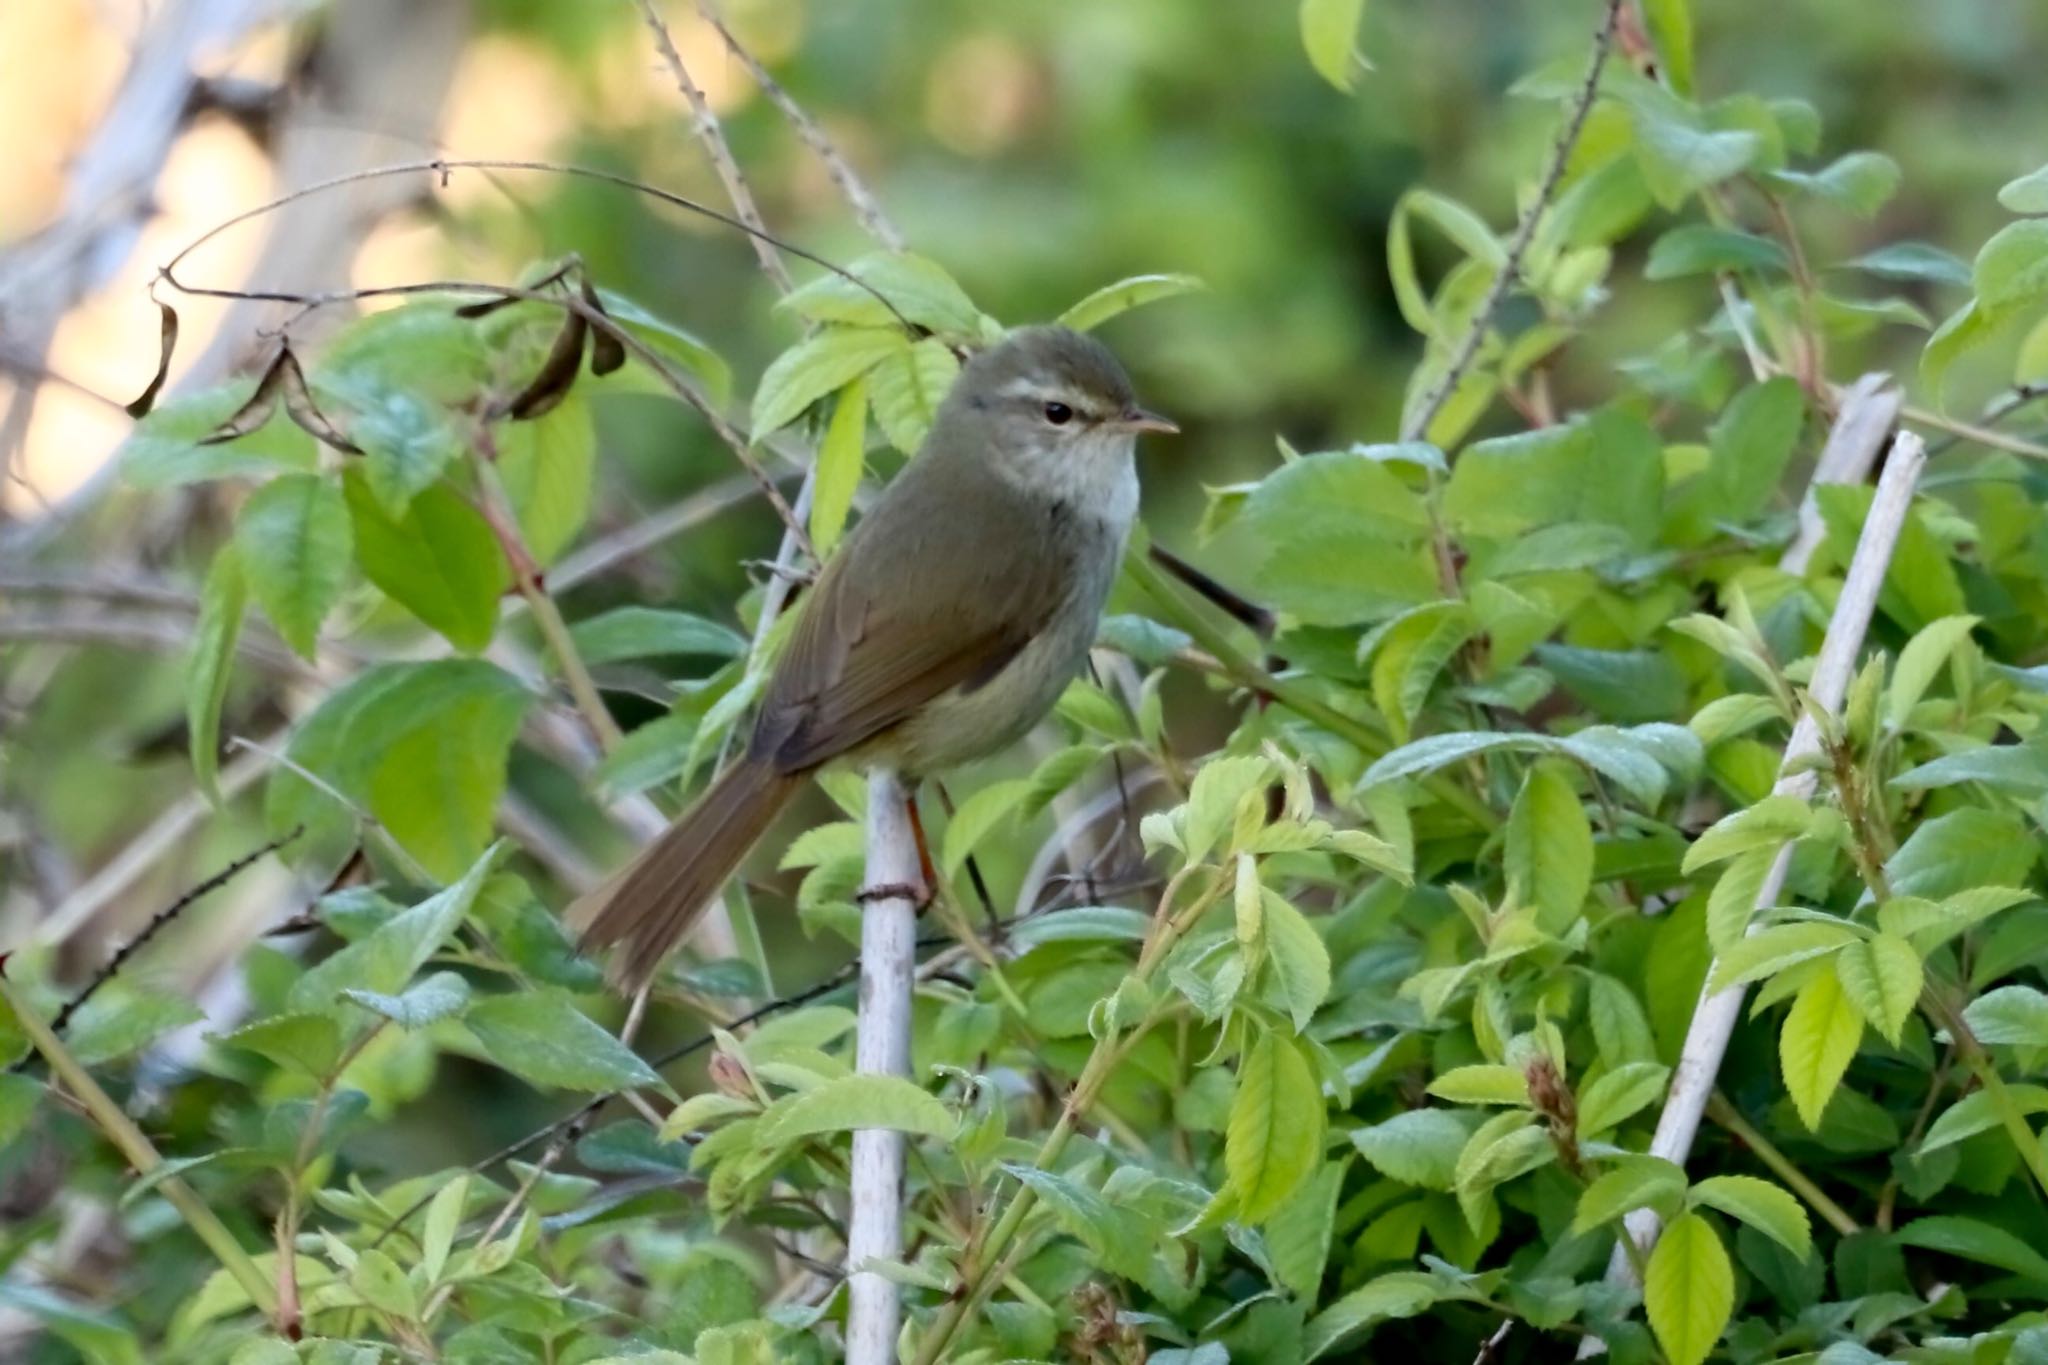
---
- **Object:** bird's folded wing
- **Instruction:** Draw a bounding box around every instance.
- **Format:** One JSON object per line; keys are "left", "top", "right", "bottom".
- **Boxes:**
{"left": 754, "top": 472, "right": 1068, "bottom": 772}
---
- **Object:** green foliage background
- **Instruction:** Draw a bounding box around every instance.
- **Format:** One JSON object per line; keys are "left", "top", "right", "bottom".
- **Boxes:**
{"left": 9, "top": 0, "right": 2048, "bottom": 1362}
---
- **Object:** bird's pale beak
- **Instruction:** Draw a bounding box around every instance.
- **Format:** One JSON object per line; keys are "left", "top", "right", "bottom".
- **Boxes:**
{"left": 1118, "top": 407, "right": 1179, "bottom": 435}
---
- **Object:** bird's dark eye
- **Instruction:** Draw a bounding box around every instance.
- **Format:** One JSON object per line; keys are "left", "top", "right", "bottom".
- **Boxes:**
{"left": 1042, "top": 401, "right": 1074, "bottom": 426}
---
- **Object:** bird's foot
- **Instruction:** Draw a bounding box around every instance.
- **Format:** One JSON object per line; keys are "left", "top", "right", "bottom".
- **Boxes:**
{"left": 856, "top": 879, "right": 932, "bottom": 909}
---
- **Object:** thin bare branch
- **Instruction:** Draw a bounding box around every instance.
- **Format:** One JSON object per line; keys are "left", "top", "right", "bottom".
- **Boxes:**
{"left": 1400, "top": 0, "right": 1627, "bottom": 444}
{"left": 7, "top": 828, "right": 300, "bottom": 1073}
{"left": 697, "top": 4, "right": 906, "bottom": 251}
{"left": 632, "top": 0, "right": 794, "bottom": 292}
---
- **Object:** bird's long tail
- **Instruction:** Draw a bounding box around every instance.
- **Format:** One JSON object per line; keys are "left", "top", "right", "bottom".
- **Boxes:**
{"left": 569, "top": 757, "right": 802, "bottom": 989}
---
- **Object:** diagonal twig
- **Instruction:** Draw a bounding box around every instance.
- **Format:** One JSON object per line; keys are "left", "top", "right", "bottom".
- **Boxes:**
{"left": 696, "top": 3, "right": 906, "bottom": 252}
{"left": 1400, "top": 0, "right": 1627, "bottom": 444}
{"left": 632, "top": 0, "right": 794, "bottom": 293}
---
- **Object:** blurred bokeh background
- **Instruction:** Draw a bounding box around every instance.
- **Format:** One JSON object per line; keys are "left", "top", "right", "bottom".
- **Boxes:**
{"left": 9, "top": 0, "right": 2045, "bottom": 541}
{"left": 4, "top": 0, "right": 2047, "bottom": 1287}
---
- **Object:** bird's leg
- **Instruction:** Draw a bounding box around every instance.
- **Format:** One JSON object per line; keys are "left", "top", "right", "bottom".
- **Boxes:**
{"left": 906, "top": 792, "right": 936, "bottom": 902}
{"left": 856, "top": 791, "right": 935, "bottom": 910}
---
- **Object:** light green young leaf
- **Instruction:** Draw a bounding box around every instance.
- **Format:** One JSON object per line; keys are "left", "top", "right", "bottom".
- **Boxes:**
{"left": 119, "top": 378, "right": 317, "bottom": 489}
{"left": 999, "top": 1164, "right": 1152, "bottom": 1281}
{"left": 234, "top": 472, "right": 352, "bottom": 658}
{"left": 1768, "top": 151, "right": 1902, "bottom": 217}
{"left": 1779, "top": 965, "right": 1863, "bottom": 1130}
{"left": 1260, "top": 889, "right": 1332, "bottom": 1032}
{"left": 1298, "top": 0, "right": 1368, "bottom": 92}
{"left": 750, "top": 327, "right": 904, "bottom": 438}
{"left": 1646, "top": 1212, "right": 1735, "bottom": 1365}
{"left": 761, "top": 1073, "right": 958, "bottom": 1144}
{"left": 1886, "top": 614, "right": 1979, "bottom": 729}
{"left": 1831, "top": 933, "right": 1921, "bottom": 1046}
{"left": 187, "top": 546, "right": 247, "bottom": 801}
{"left": 1265, "top": 1158, "right": 1344, "bottom": 1299}
{"left": 1706, "top": 845, "right": 1778, "bottom": 953}
{"left": 1504, "top": 762, "right": 1593, "bottom": 934}
{"left": 1631, "top": 102, "right": 1761, "bottom": 209}
{"left": 1644, "top": 225, "right": 1787, "bottom": 280}
{"left": 2001, "top": 162, "right": 2048, "bottom": 214}
{"left": 779, "top": 252, "right": 985, "bottom": 335}
{"left": 1682, "top": 794, "right": 1814, "bottom": 875}
{"left": 867, "top": 336, "right": 961, "bottom": 453}
{"left": 811, "top": 377, "right": 867, "bottom": 556}
{"left": 63, "top": 986, "right": 204, "bottom": 1067}
{"left": 1576, "top": 1061, "right": 1671, "bottom": 1137}
{"left": 1183, "top": 754, "right": 1272, "bottom": 864}
{"left": 1639, "top": 0, "right": 1694, "bottom": 93}
{"left": 1689, "top": 1174, "right": 1811, "bottom": 1260}
{"left": 1350, "top": 1108, "right": 1476, "bottom": 1191}
{"left": 1057, "top": 273, "right": 1207, "bottom": 332}
{"left": 467, "top": 990, "right": 665, "bottom": 1094}
{"left": 420, "top": 1173, "right": 468, "bottom": 1284}
{"left": 1570, "top": 1155, "right": 1687, "bottom": 1236}
{"left": 1975, "top": 220, "right": 2048, "bottom": 313}
{"left": 1426, "top": 1064, "right": 1529, "bottom": 1107}
{"left": 495, "top": 392, "right": 596, "bottom": 566}
{"left": 1227, "top": 1032, "right": 1325, "bottom": 1222}
{"left": 1587, "top": 973, "right": 1657, "bottom": 1066}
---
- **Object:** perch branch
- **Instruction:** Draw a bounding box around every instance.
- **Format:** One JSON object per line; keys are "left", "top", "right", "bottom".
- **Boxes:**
{"left": 1781, "top": 372, "right": 1900, "bottom": 573}
{"left": 1599, "top": 429, "right": 1926, "bottom": 1297}
{"left": 1399, "top": 0, "right": 1626, "bottom": 443}
{"left": 845, "top": 768, "right": 921, "bottom": 1363}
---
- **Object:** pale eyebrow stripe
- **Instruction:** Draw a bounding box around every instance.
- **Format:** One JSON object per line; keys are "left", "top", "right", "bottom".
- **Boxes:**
{"left": 995, "top": 378, "right": 1067, "bottom": 402}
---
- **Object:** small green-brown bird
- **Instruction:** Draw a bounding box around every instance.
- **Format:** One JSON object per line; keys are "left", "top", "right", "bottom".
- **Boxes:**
{"left": 571, "top": 326, "right": 1175, "bottom": 987}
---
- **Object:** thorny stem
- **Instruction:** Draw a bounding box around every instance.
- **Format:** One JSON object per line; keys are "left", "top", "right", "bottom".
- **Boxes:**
{"left": 1705, "top": 1091, "right": 1860, "bottom": 1236}
{"left": 909, "top": 870, "right": 1227, "bottom": 1365}
{"left": 0, "top": 972, "right": 279, "bottom": 1322}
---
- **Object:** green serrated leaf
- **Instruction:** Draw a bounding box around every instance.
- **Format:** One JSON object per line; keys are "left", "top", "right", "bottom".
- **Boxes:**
{"left": 1505, "top": 762, "right": 1593, "bottom": 934}
{"left": 759, "top": 1073, "right": 958, "bottom": 1144}
{"left": 1689, "top": 1174, "right": 1811, "bottom": 1260}
{"left": 811, "top": 376, "right": 867, "bottom": 555}
{"left": 1227, "top": 1032, "right": 1325, "bottom": 1222}
{"left": 1779, "top": 965, "right": 1863, "bottom": 1130}
{"left": 750, "top": 327, "right": 905, "bottom": 438}
{"left": 1646, "top": 1211, "right": 1734, "bottom": 1365}
{"left": 1571, "top": 1155, "right": 1687, "bottom": 1235}
{"left": 1832, "top": 933, "right": 1921, "bottom": 1046}
{"left": 234, "top": 472, "right": 352, "bottom": 658}
{"left": 467, "top": 989, "right": 664, "bottom": 1094}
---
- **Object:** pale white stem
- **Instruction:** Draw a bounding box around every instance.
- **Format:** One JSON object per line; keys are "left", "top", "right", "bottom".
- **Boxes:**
{"left": 846, "top": 767, "right": 920, "bottom": 1365}
{"left": 1781, "top": 373, "right": 1901, "bottom": 575}
{"left": 1588, "top": 428, "right": 1927, "bottom": 1333}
